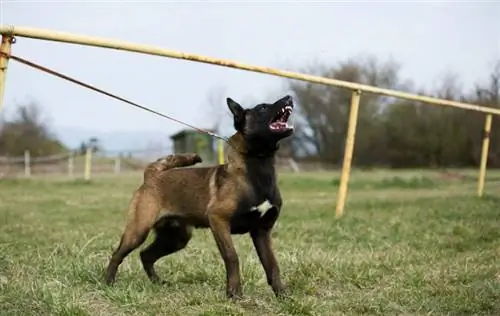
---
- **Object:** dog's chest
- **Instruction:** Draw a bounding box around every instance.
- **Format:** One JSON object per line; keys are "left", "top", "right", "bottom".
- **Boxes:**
{"left": 230, "top": 184, "right": 281, "bottom": 235}
{"left": 229, "top": 157, "right": 282, "bottom": 234}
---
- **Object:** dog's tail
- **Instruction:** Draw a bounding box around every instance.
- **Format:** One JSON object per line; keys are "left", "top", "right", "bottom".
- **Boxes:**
{"left": 144, "top": 153, "right": 202, "bottom": 179}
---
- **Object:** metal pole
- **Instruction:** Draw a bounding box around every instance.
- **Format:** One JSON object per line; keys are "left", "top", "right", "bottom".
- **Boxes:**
{"left": 0, "top": 35, "right": 14, "bottom": 113}
{"left": 84, "top": 147, "right": 92, "bottom": 181}
{"left": 0, "top": 25, "right": 498, "bottom": 116}
{"left": 477, "top": 114, "right": 492, "bottom": 197}
{"left": 114, "top": 154, "right": 121, "bottom": 174}
{"left": 336, "top": 90, "right": 361, "bottom": 218}
{"left": 217, "top": 138, "right": 225, "bottom": 164}
{"left": 24, "top": 150, "right": 30, "bottom": 177}
{"left": 68, "top": 152, "right": 74, "bottom": 177}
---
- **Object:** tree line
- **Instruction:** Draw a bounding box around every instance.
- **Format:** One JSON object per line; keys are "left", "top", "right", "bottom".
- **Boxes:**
{"left": 0, "top": 102, "right": 67, "bottom": 158}
{"left": 280, "top": 56, "right": 500, "bottom": 168}
{"left": 0, "top": 101, "right": 100, "bottom": 158}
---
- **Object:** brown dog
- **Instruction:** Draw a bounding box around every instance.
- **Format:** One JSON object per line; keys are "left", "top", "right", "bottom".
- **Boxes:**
{"left": 105, "top": 95, "right": 295, "bottom": 299}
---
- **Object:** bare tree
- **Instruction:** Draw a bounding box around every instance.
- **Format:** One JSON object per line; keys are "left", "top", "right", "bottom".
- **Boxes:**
{"left": 206, "top": 86, "right": 231, "bottom": 135}
{"left": 286, "top": 56, "right": 402, "bottom": 164}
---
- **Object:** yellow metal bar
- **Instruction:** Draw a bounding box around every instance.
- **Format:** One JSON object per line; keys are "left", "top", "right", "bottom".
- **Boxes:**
{"left": 218, "top": 138, "right": 225, "bottom": 164}
{"left": 477, "top": 114, "right": 493, "bottom": 197}
{"left": 336, "top": 90, "right": 361, "bottom": 218}
{"left": 1, "top": 25, "right": 499, "bottom": 116}
{"left": 0, "top": 34, "right": 13, "bottom": 113}
{"left": 84, "top": 147, "right": 92, "bottom": 181}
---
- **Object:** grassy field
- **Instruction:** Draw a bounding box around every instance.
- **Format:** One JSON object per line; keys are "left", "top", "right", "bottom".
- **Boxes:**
{"left": 0, "top": 169, "right": 499, "bottom": 315}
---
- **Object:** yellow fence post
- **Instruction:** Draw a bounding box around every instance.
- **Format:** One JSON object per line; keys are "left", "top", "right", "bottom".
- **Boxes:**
{"left": 0, "top": 34, "right": 14, "bottom": 113}
{"left": 68, "top": 152, "right": 74, "bottom": 178}
{"left": 84, "top": 147, "right": 92, "bottom": 181}
{"left": 477, "top": 114, "right": 493, "bottom": 197}
{"left": 336, "top": 90, "right": 362, "bottom": 218}
{"left": 114, "top": 154, "right": 121, "bottom": 174}
{"left": 218, "top": 138, "right": 225, "bottom": 164}
{"left": 24, "top": 150, "right": 31, "bottom": 178}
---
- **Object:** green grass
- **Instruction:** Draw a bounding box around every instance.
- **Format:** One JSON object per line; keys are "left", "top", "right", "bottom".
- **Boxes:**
{"left": 0, "top": 169, "right": 499, "bottom": 315}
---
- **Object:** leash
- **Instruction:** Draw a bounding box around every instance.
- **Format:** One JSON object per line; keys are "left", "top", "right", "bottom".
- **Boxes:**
{"left": 0, "top": 49, "right": 229, "bottom": 144}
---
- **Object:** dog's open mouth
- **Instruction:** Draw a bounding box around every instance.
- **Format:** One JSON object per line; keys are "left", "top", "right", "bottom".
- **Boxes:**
{"left": 269, "top": 106, "right": 293, "bottom": 131}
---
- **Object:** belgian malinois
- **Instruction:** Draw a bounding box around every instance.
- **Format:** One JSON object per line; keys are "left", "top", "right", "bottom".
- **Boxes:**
{"left": 105, "top": 95, "right": 294, "bottom": 299}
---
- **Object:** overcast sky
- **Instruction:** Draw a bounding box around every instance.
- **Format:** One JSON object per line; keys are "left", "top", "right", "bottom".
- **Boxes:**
{"left": 1, "top": 1, "right": 499, "bottom": 140}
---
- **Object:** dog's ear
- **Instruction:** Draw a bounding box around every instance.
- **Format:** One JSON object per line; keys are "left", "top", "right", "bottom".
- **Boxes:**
{"left": 227, "top": 98, "right": 245, "bottom": 130}
{"left": 227, "top": 98, "right": 244, "bottom": 117}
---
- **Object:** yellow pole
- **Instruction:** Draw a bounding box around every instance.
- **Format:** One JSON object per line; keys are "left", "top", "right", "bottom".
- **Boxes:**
{"left": 336, "top": 90, "right": 362, "bottom": 218}
{"left": 68, "top": 152, "right": 74, "bottom": 178}
{"left": 0, "top": 25, "right": 499, "bottom": 117}
{"left": 24, "top": 150, "right": 31, "bottom": 178}
{"left": 0, "top": 35, "right": 14, "bottom": 113}
{"left": 84, "top": 146, "right": 92, "bottom": 181}
{"left": 217, "top": 138, "right": 225, "bottom": 164}
{"left": 477, "top": 114, "right": 492, "bottom": 197}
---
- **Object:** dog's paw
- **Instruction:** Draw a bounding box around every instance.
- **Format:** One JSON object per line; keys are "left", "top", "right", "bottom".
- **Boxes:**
{"left": 228, "top": 294, "right": 244, "bottom": 301}
{"left": 226, "top": 290, "right": 244, "bottom": 301}
{"left": 274, "top": 285, "right": 291, "bottom": 300}
{"left": 149, "top": 277, "right": 169, "bottom": 286}
{"left": 104, "top": 279, "right": 115, "bottom": 286}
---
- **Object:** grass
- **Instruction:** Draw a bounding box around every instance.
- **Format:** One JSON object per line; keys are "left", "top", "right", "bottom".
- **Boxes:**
{"left": 0, "top": 169, "right": 499, "bottom": 315}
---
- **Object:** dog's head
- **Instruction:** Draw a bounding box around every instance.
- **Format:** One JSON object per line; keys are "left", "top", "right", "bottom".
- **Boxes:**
{"left": 226, "top": 95, "right": 295, "bottom": 146}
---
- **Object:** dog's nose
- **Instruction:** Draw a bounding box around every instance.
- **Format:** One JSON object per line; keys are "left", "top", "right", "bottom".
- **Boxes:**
{"left": 274, "top": 95, "right": 293, "bottom": 107}
{"left": 283, "top": 95, "right": 293, "bottom": 105}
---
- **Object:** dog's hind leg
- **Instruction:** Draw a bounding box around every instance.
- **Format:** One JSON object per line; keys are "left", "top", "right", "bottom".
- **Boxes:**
{"left": 140, "top": 216, "right": 192, "bottom": 284}
{"left": 105, "top": 190, "right": 159, "bottom": 285}
{"left": 105, "top": 227, "right": 148, "bottom": 285}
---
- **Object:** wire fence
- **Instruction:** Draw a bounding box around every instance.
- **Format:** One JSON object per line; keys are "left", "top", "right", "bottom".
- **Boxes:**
{"left": 0, "top": 145, "right": 174, "bottom": 179}
{"left": 0, "top": 145, "right": 310, "bottom": 179}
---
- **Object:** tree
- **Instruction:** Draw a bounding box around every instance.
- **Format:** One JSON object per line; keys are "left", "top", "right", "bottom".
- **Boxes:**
{"left": 383, "top": 73, "right": 471, "bottom": 167}
{"left": 0, "top": 101, "right": 67, "bottom": 157}
{"left": 286, "top": 56, "right": 403, "bottom": 165}
{"left": 206, "top": 86, "right": 232, "bottom": 136}
{"left": 78, "top": 137, "right": 102, "bottom": 154}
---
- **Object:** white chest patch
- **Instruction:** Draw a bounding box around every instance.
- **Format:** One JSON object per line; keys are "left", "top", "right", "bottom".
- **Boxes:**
{"left": 251, "top": 200, "right": 274, "bottom": 217}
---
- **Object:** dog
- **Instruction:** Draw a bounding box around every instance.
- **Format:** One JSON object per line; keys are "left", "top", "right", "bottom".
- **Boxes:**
{"left": 105, "top": 95, "right": 295, "bottom": 299}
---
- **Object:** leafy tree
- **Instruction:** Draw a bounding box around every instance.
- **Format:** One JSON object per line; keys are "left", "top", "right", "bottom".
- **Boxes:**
{"left": 0, "top": 101, "right": 67, "bottom": 157}
{"left": 286, "top": 56, "right": 403, "bottom": 165}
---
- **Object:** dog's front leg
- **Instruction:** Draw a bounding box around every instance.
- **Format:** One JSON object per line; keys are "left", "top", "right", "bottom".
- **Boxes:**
{"left": 250, "top": 228, "right": 285, "bottom": 297}
{"left": 208, "top": 213, "right": 242, "bottom": 299}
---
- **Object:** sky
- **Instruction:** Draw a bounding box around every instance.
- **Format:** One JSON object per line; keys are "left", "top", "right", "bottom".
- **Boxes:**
{"left": 1, "top": 0, "right": 499, "bottom": 151}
